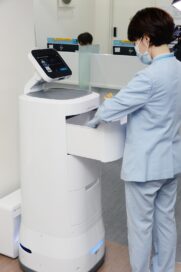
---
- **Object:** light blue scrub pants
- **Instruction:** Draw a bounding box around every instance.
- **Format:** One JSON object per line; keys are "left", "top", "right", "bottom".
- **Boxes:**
{"left": 125, "top": 176, "right": 177, "bottom": 272}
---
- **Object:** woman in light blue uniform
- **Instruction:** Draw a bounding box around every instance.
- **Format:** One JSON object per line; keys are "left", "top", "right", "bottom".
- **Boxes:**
{"left": 88, "top": 7, "right": 181, "bottom": 272}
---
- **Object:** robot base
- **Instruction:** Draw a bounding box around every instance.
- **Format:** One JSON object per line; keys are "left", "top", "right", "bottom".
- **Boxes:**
{"left": 20, "top": 254, "right": 105, "bottom": 272}
{"left": 19, "top": 219, "right": 105, "bottom": 272}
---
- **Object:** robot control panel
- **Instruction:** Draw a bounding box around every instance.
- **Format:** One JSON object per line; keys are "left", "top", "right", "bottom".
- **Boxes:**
{"left": 29, "top": 48, "right": 72, "bottom": 82}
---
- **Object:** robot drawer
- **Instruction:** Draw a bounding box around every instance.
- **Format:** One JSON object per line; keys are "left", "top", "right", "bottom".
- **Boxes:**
{"left": 66, "top": 112, "right": 126, "bottom": 162}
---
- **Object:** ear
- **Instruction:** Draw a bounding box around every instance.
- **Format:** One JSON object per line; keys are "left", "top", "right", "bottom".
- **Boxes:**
{"left": 143, "top": 35, "right": 150, "bottom": 42}
{"left": 142, "top": 35, "right": 151, "bottom": 47}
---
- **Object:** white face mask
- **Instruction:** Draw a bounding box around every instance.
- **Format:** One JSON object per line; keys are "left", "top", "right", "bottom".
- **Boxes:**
{"left": 134, "top": 41, "right": 152, "bottom": 65}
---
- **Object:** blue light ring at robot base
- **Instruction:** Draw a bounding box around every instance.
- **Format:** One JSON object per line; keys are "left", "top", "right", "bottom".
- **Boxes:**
{"left": 89, "top": 239, "right": 104, "bottom": 254}
{"left": 19, "top": 240, "right": 104, "bottom": 256}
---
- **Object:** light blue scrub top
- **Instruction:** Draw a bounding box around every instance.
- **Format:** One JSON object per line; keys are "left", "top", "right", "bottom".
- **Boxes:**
{"left": 95, "top": 53, "right": 181, "bottom": 182}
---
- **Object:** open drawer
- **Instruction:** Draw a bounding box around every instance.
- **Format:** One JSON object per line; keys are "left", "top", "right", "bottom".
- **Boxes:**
{"left": 66, "top": 111, "right": 126, "bottom": 162}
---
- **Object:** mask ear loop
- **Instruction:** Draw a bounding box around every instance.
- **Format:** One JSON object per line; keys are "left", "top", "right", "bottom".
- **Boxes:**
{"left": 135, "top": 39, "right": 141, "bottom": 51}
{"left": 137, "top": 36, "right": 149, "bottom": 50}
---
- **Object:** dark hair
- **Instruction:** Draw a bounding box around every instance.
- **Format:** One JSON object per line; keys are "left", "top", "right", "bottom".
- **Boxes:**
{"left": 128, "top": 7, "right": 175, "bottom": 46}
{"left": 77, "top": 32, "right": 93, "bottom": 45}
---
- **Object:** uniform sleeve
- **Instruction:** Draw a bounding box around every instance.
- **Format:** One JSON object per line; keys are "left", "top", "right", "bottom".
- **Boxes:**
{"left": 95, "top": 71, "right": 152, "bottom": 123}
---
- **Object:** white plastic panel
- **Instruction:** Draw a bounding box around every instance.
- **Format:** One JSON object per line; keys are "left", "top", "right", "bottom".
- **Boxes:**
{"left": 66, "top": 112, "right": 126, "bottom": 162}
{"left": 67, "top": 155, "right": 101, "bottom": 191}
{"left": 69, "top": 179, "right": 102, "bottom": 226}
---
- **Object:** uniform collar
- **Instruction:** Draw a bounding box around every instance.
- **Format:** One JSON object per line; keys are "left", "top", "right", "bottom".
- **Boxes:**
{"left": 153, "top": 53, "right": 174, "bottom": 62}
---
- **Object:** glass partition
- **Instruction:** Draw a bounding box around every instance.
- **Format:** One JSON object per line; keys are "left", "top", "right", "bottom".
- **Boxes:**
{"left": 79, "top": 45, "right": 99, "bottom": 90}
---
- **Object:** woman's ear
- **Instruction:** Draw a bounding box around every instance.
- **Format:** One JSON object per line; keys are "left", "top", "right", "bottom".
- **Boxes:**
{"left": 143, "top": 35, "right": 151, "bottom": 47}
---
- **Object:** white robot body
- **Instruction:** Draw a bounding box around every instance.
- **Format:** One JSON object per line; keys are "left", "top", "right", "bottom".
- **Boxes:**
{"left": 19, "top": 49, "right": 125, "bottom": 272}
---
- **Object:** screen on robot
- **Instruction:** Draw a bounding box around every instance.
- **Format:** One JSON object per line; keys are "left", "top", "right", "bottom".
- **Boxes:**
{"left": 30, "top": 48, "right": 72, "bottom": 81}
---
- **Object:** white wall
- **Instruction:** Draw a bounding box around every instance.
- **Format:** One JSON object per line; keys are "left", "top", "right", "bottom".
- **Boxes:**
{"left": 113, "top": 0, "right": 181, "bottom": 40}
{"left": 0, "top": 0, "right": 35, "bottom": 198}
{"left": 33, "top": 0, "right": 114, "bottom": 53}
{"left": 94, "top": 0, "right": 113, "bottom": 53}
{"left": 113, "top": 0, "right": 155, "bottom": 40}
{"left": 34, "top": 0, "right": 96, "bottom": 48}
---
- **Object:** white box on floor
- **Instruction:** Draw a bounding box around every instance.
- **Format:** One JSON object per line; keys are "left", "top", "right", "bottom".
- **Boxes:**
{"left": 0, "top": 189, "right": 21, "bottom": 258}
